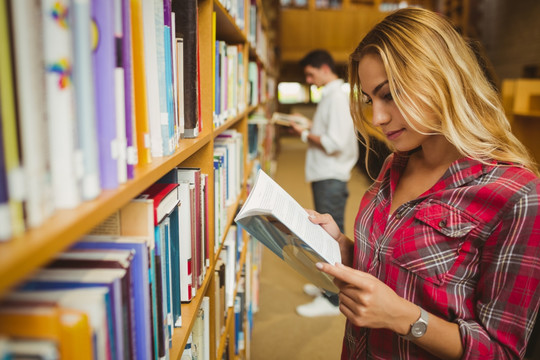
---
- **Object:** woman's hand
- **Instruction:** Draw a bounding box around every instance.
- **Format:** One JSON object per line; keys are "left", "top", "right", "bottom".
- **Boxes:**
{"left": 317, "top": 262, "right": 418, "bottom": 335}
{"left": 306, "top": 210, "right": 354, "bottom": 266}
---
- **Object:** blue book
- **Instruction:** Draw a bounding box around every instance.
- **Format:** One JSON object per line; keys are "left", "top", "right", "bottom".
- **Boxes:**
{"left": 160, "top": 217, "right": 174, "bottom": 343}
{"left": 168, "top": 205, "right": 182, "bottom": 327}
{"left": 163, "top": 26, "right": 176, "bottom": 151}
{"left": 19, "top": 268, "right": 126, "bottom": 360}
{"left": 74, "top": 235, "right": 153, "bottom": 360}
{"left": 154, "top": 0, "right": 171, "bottom": 156}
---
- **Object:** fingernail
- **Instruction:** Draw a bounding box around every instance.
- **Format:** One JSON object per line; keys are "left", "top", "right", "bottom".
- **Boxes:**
{"left": 315, "top": 262, "right": 323, "bottom": 270}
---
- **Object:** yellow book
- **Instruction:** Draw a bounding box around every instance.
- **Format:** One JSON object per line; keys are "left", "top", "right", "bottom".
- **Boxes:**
{"left": 130, "top": 0, "right": 152, "bottom": 165}
{"left": 0, "top": 305, "right": 93, "bottom": 360}
{"left": 0, "top": 0, "right": 24, "bottom": 239}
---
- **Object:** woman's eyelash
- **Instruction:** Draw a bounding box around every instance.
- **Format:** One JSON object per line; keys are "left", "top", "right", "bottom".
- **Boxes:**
{"left": 382, "top": 92, "right": 393, "bottom": 101}
{"left": 362, "top": 94, "right": 372, "bottom": 105}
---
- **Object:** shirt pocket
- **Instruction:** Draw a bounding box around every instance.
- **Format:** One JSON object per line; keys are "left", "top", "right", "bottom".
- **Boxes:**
{"left": 391, "top": 200, "right": 479, "bottom": 286}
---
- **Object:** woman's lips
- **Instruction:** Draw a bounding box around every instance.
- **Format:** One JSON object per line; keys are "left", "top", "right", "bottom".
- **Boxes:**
{"left": 385, "top": 129, "right": 404, "bottom": 140}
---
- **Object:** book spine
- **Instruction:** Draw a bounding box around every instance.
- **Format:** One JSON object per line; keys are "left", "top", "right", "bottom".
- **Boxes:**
{"left": 10, "top": 0, "right": 54, "bottom": 228}
{"left": 141, "top": 0, "right": 163, "bottom": 158}
{"left": 0, "top": 0, "right": 25, "bottom": 235}
{"left": 114, "top": 0, "right": 127, "bottom": 185}
{"left": 130, "top": 0, "right": 152, "bottom": 165}
{"left": 122, "top": 0, "right": 136, "bottom": 179}
{"left": 172, "top": 0, "right": 199, "bottom": 138}
{"left": 71, "top": 0, "right": 101, "bottom": 201}
{"left": 93, "top": 0, "right": 119, "bottom": 190}
{"left": 42, "top": 0, "right": 81, "bottom": 209}
{"left": 0, "top": 102, "right": 11, "bottom": 241}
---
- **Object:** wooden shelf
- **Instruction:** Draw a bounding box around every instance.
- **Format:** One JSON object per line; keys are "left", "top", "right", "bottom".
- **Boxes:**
{"left": 0, "top": 130, "right": 213, "bottom": 297}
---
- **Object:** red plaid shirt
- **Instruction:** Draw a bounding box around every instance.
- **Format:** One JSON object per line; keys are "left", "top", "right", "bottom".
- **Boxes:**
{"left": 343, "top": 153, "right": 540, "bottom": 359}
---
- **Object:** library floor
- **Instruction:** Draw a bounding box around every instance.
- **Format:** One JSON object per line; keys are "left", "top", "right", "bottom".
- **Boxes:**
{"left": 250, "top": 136, "right": 372, "bottom": 360}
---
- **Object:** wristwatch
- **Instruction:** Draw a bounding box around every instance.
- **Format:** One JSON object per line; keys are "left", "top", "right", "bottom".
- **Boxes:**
{"left": 401, "top": 307, "right": 429, "bottom": 341}
{"left": 300, "top": 129, "right": 309, "bottom": 143}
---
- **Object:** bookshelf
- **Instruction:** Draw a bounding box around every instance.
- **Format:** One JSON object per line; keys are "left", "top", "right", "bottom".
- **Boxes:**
{"left": 0, "top": 0, "right": 277, "bottom": 358}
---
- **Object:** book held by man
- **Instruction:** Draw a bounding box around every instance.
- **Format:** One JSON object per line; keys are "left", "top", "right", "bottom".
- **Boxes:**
{"left": 270, "top": 112, "right": 310, "bottom": 128}
{"left": 234, "top": 169, "right": 341, "bottom": 293}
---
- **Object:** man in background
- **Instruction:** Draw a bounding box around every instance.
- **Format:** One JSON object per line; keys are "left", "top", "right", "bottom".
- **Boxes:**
{"left": 290, "top": 49, "right": 359, "bottom": 317}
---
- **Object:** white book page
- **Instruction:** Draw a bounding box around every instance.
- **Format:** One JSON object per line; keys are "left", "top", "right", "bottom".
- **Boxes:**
{"left": 236, "top": 170, "right": 341, "bottom": 265}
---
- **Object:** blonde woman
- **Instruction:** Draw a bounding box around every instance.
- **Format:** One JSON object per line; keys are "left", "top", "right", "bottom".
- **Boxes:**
{"left": 309, "top": 7, "right": 540, "bottom": 359}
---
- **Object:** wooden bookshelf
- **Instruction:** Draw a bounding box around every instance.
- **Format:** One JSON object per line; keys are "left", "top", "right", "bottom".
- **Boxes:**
{"left": 0, "top": 0, "right": 276, "bottom": 357}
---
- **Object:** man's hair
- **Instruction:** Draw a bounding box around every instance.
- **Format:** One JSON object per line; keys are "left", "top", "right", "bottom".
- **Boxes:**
{"left": 300, "top": 49, "right": 336, "bottom": 74}
{"left": 348, "top": 7, "right": 537, "bottom": 175}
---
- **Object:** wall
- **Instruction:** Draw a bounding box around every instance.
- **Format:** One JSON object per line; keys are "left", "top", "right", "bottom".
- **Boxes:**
{"left": 479, "top": 0, "right": 540, "bottom": 82}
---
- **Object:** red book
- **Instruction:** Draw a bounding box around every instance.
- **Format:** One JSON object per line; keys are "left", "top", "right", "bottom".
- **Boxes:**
{"left": 139, "top": 183, "right": 179, "bottom": 225}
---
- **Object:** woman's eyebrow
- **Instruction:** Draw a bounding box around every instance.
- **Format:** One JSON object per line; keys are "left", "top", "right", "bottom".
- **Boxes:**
{"left": 360, "top": 80, "right": 389, "bottom": 97}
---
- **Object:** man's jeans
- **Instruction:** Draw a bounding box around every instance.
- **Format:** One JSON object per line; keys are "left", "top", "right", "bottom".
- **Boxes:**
{"left": 311, "top": 179, "right": 348, "bottom": 307}
{"left": 311, "top": 179, "right": 349, "bottom": 233}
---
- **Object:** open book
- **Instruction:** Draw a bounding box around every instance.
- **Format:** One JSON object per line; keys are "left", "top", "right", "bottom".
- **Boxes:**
{"left": 270, "top": 112, "right": 310, "bottom": 128}
{"left": 234, "top": 170, "right": 341, "bottom": 293}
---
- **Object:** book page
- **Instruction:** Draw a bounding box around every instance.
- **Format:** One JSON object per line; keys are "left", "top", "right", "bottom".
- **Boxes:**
{"left": 236, "top": 170, "right": 341, "bottom": 266}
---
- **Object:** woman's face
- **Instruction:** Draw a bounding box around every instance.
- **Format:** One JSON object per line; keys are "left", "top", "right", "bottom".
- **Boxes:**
{"left": 357, "top": 53, "right": 430, "bottom": 152}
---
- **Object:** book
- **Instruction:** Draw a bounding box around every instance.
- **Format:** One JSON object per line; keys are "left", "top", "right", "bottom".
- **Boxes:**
{"left": 142, "top": 0, "right": 164, "bottom": 158}
{"left": 173, "top": 0, "right": 199, "bottom": 138}
{"left": 130, "top": 0, "right": 152, "bottom": 165}
{"left": 6, "top": 287, "right": 111, "bottom": 360}
{"left": 270, "top": 112, "right": 310, "bottom": 128}
{"left": 20, "top": 268, "right": 128, "bottom": 360}
{"left": 0, "top": 0, "right": 25, "bottom": 235}
{"left": 47, "top": 249, "right": 136, "bottom": 359}
{"left": 0, "top": 105, "right": 10, "bottom": 241}
{"left": 75, "top": 235, "right": 153, "bottom": 360}
{"left": 71, "top": 0, "right": 101, "bottom": 200}
{"left": 121, "top": 0, "right": 137, "bottom": 180}
{"left": 93, "top": 0, "right": 119, "bottom": 190}
{"left": 5, "top": 338, "right": 59, "bottom": 359}
{"left": 10, "top": 0, "right": 55, "bottom": 226}
{"left": 0, "top": 305, "right": 93, "bottom": 360}
{"left": 113, "top": 0, "right": 128, "bottom": 185}
{"left": 234, "top": 169, "right": 342, "bottom": 293}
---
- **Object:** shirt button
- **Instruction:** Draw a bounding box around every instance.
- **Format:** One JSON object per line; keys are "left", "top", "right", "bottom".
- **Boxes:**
{"left": 395, "top": 213, "right": 403, "bottom": 219}
{"left": 439, "top": 219, "right": 447, "bottom": 228}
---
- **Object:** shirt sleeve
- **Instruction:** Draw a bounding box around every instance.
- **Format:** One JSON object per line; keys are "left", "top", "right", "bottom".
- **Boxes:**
{"left": 458, "top": 181, "right": 540, "bottom": 359}
{"left": 319, "top": 93, "right": 355, "bottom": 155}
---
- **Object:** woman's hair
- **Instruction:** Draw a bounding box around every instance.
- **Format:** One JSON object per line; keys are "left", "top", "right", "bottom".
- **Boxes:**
{"left": 348, "top": 7, "right": 538, "bottom": 175}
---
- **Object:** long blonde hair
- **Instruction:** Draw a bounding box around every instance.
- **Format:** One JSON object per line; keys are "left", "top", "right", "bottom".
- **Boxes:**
{"left": 349, "top": 7, "right": 538, "bottom": 176}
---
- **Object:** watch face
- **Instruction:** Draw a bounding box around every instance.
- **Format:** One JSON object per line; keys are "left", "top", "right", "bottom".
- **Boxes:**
{"left": 411, "top": 322, "right": 427, "bottom": 337}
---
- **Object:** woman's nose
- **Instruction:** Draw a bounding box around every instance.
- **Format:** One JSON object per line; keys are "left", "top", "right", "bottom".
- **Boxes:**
{"left": 371, "top": 102, "right": 391, "bottom": 127}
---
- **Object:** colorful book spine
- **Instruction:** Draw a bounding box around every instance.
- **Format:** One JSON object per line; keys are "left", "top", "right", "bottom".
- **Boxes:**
{"left": 122, "top": 0, "right": 137, "bottom": 179}
{"left": 130, "top": 0, "right": 152, "bottom": 165}
{"left": 163, "top": 0, "right": 176, "bottom": 152}
{"left": 93, "top": 0, "right": 119, "bottom": 190}
{"left": 42, "top": 0, "right": 81, "bottom": 209}
{"left": 114, "top": 0, "right": 127, "bottom": 184}
{"left": 71, "top": 0, "right": 101, "bottom": 200}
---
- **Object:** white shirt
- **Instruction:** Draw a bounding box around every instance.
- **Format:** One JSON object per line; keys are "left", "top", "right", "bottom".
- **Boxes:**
{"left": 305, "top": 79, "right": 359, "bottom": 183}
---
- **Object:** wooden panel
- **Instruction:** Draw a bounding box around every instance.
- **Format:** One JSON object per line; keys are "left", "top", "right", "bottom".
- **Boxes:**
{"left": 279, "top": 7, "right": 384, "bottom": 63}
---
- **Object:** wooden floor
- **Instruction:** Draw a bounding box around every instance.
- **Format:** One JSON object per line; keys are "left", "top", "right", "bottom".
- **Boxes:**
{"left": 250, "top": 136, "right": 371, "bottom": 360}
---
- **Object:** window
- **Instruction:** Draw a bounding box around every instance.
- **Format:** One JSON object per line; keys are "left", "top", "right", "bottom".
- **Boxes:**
{"left": 278, "top": 82, "right": 310, "bottom": 104}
